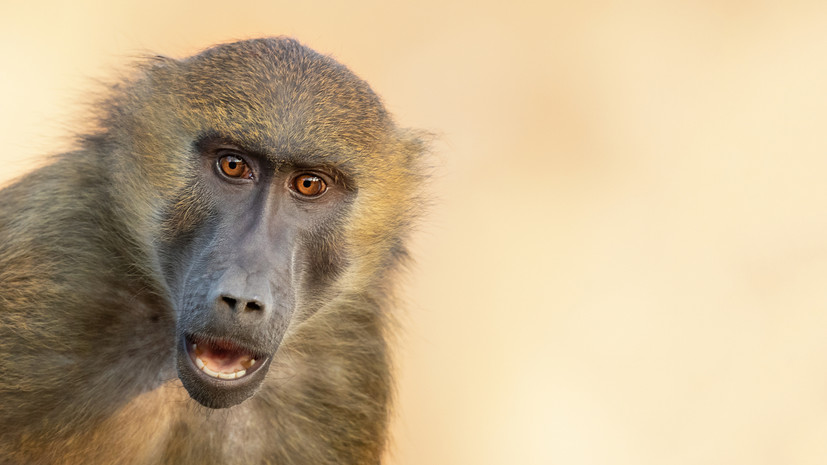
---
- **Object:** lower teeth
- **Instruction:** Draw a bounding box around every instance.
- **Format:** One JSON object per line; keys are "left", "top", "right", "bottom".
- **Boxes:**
{"left": 191, "top": 344, "right": 254, "bottom": 380}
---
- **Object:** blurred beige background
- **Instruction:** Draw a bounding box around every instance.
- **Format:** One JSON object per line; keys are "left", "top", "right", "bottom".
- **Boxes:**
{"left": 2, "top": 1, "right": 827, "bottom": 464}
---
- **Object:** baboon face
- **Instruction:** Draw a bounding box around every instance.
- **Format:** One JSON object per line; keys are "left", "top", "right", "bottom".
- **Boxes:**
{"left": 147, "top": 41, "right": 388, "bottom": 409}
{"left": 165, "top": 137, "right": 352, "bottom": 409}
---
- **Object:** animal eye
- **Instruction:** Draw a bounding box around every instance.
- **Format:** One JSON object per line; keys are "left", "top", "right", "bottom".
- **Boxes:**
{"left": 217, "top": 154, "right": 253, "bottom": 180}
{"left": 291, "top": 173, "right": 327, "bottom": 197}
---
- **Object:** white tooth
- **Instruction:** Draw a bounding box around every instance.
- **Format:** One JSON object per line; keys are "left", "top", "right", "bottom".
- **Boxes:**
{"left": 192, "top": 343, "right": 197, "bottom": 350}
{"left": 193, "top": 354, "right": 248, "bottom": 380}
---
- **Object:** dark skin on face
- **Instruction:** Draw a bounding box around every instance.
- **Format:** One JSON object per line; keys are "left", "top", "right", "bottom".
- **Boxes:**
{"left": 170, "top": 136, "right": 350, "bottom": 408}
{"left": 0, "top": 38, "right": 426, "bottom": 464}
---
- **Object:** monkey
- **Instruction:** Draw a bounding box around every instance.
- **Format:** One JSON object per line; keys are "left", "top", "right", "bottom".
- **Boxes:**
{"left": 0, "top": 37, "right": 426, "bottom": 464}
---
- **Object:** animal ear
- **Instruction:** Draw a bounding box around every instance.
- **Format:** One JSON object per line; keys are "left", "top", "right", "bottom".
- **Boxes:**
{"left": 397, "top": 129, "right": 433, "bottom": 166}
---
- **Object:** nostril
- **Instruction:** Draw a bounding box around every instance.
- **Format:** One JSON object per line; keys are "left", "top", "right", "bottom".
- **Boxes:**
{"left": 220, "top": 294, "right": 264, "bottom": 312}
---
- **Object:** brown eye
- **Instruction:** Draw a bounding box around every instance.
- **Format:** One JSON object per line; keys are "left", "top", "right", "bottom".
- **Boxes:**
{"left": 291, "top": 174, "right": 327, "bottom": 197}
{"left": 217, "top": 154, "right": 253, "bottom": 179}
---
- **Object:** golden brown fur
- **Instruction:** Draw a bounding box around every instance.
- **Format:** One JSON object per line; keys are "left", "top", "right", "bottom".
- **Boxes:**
{"left": 0, "top": 37, "right": 426, "bottom": 464}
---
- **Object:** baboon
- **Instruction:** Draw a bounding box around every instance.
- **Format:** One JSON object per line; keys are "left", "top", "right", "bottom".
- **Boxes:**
{"left": 0, "top": 38, "right": 425, "bottom": 464}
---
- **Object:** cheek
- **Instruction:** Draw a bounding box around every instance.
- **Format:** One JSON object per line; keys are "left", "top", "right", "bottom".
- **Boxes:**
{"left": 166, "top": 250, "right": 222, "bottom": 330}
{"left": 160, "top": 179, "right": 214, "bottom": 240}
{"left": 157, "top": 185, "right": 219, "bottom": 289}
{"left": 291, "top": 225, "right": 350, "bottom": 302}
{"left": 288, "top": 197, "right": 354, "bottom": 275}
{"left": 158, "top": 219, "right": 219, "bottom": 300}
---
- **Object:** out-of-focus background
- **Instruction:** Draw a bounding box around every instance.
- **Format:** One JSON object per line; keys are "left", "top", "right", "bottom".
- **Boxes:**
{"left": 2, "top": 1, "right": 827, "bottom": 464}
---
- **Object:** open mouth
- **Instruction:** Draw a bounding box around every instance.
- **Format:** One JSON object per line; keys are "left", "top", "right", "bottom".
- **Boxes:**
{"left": 185, "top": 334, "right": 266, "bottom": 381}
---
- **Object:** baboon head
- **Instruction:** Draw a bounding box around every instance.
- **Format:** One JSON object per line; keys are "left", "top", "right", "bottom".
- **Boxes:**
{"left": 101, "top": 38, "right": 420, "bottom": 408}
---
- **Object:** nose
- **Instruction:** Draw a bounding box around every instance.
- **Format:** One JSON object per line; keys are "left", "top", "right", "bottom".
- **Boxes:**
{"left": 220, "top": 294, "right": 265, "bottom": 313}
{"left": 212, "top": 264, "right": 273, "bottom": 316}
